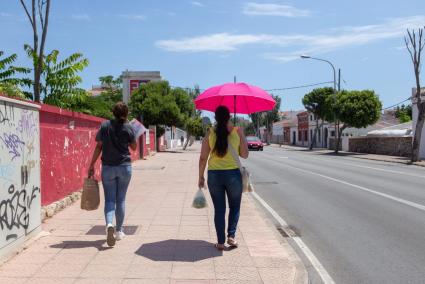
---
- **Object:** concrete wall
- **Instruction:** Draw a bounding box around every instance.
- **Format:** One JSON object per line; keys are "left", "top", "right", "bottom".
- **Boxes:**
{"left": 0, "top": 96, "right": 41, "bottom": 259}
{"left": 348, "top": 136, "right": 412, "bottom": 157}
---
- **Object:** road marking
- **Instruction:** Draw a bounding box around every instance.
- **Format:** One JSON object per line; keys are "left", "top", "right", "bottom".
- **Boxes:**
{"left": 280, "top": 156, "right": 289, "bottom": 159}
{"left": 251, "top": 192, "right": 335, "bottom": 284}
{"left": 283, "top": 163, "right": 425, "bottom": 212}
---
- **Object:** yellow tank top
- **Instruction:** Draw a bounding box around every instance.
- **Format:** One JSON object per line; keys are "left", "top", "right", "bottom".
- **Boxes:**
{"left": 208, "top": 127, "right": 240, "bottom": 170}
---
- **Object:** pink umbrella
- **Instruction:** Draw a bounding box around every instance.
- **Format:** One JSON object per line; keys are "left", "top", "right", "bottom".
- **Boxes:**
{"left": 194, "top": 82, "right": 276, "bottom": 115}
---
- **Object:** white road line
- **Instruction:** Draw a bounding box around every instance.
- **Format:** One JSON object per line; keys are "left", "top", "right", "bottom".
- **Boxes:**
{"left": 283, "top": 163, "right": 425, "bottom": 212}
{"left": 251, "top": 192, "right": 335, "bottom": 284}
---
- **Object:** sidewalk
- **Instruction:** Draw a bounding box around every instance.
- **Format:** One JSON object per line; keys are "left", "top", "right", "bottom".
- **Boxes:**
{"left": 0, "top": 145, "right": 307, "bottom": 284}
{"left": 275, "top": 144, "right": 425, "bottom": 167}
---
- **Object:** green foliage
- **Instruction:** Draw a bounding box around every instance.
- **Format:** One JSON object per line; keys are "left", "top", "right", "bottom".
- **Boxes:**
{"left": 129, "top": 81, "right": 186, "bottom": 128}
{"left": 0, "top": 51, "right": 32, "bottom": 98}
{"left": 99, "top": 75, "right": 122, "bottom": 91}
{"left": 23, "top": 46, "right": 89, "bottom": 107}
{"left": 186, "top": 117, "right": 204, "bottom": 137}
{"left": 0, "top": 82, "right": 27, "bottom": 99}
{"left": 395, "top": 104, "right": 412, "bottom": 123}
{"left": 336, "top": 90, "right": 382, "bottom": 129}
{"left": 302, "top": 87, "right": 334, "bottom": 121}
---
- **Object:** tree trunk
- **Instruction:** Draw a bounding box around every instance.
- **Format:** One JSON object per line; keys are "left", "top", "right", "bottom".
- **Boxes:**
{"left": 412, "top": 102, "right": 425, "bottom": 162}
{"left": 309, "top": 120, "right": 320, "bottom": 150}
{"left": 335, "top": 125, "right": 346, "bottom": 154}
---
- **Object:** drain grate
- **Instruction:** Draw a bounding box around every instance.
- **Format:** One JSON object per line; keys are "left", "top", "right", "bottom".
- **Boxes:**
{"left": 277, "top": 227, "right": 289, "bottom": 238}
{"left": 254, "top": 181, "right": 278, "bottom": 185}
{"left": 86, "top": 225, "right": 139, "bottom": 235}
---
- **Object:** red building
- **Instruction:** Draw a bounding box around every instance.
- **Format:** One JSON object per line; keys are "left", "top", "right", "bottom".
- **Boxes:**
{"left": 297, "top": 111, "right": 309, "bottom": 146}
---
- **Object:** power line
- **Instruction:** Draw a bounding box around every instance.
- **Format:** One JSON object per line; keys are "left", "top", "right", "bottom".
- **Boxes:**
{"left": 265, "top": 81, "right": 334, "bottom": 92}
{"left": 171, "top": 81, "right": 334, "bottom": 93}
{"left": 382, "top": 97, "right": 411, "bottom": 110}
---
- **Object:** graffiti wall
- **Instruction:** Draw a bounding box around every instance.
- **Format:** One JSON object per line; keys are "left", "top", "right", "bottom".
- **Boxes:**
{"left": 0, "top": 96, "right": 41, "bottom": 256}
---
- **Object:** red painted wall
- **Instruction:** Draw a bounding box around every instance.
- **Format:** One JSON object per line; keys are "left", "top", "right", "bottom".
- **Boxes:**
{"left": 40, "top": 104, "right": 142, "bottom": 206}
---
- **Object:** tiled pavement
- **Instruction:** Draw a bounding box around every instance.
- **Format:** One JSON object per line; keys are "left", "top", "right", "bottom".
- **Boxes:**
{"left": 0, "top": 145, "right": 307, "bottom": 284}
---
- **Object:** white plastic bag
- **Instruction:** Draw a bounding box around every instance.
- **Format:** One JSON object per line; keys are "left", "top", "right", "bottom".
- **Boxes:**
{"left": 192, "top": 188, "right": 207, "bottom": 209}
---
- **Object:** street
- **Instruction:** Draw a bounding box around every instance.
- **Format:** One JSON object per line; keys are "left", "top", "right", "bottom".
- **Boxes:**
{"left": 245, "top": 146, "right": 425, "bottom": 284}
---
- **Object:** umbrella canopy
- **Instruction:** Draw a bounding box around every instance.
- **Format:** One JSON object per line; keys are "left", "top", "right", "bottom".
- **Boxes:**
{"left": 194, "top": 82, "right": 276, "bottom": 114}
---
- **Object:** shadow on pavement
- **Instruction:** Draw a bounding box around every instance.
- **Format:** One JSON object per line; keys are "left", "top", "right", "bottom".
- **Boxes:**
{"left": 50, "top": 240, "right": 111, "bottom": 251}
{"left": 135, "top": 239, "right": 222, "bottom": 262}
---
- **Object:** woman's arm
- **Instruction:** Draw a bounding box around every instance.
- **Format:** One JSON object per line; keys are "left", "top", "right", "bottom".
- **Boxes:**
{"left": 237, "top": 127, "right": 249, "bottom": 159}
{"left": 88, "top": 141, "right": 102, "bottom": 177}
{"left": 198, "top": 131, "right": 211, "bottom": 188}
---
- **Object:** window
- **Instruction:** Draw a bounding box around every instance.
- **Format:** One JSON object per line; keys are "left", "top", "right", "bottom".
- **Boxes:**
{"left": 304, "top": 130, "right": 308, "bottom": 141}
{"left": 331, "top": 131, "right": 335, "bottom": 137}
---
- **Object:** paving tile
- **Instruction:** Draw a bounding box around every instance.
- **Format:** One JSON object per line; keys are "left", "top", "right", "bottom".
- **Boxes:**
{"left": 171, "top": 265, "right": 215, "bottom": 280}
{"left": 171, "top": 279, "right": 216, "bottom": 284}
{"left": 74, "top": 278, "right": 122, "bottom": 284}
{"left": 0, "top": 263, "right": 42, "bottom": 277}
{"left": 5, "top": 252, "right": 56, "bottom": 265}
{"left": 80, "top": 264, "right": 129, "bottom": 278}
{"left": 47, "top": 252, "right": 94, "bottom": 265}
{"left": 0, "top": 277, "right": 28, "bottom": 284}
{"left": 258, "top": 267, "right": 296, "bottom": 283}
{"left": 126, "top": 263, "right": 172, "bottom": 278}
{"left": 123, "top": 279, "right": 170, "bottom": 284}
{"left": 33, "top": 263, "right": 86, "bottom": 278}
{"left": 215, "top": 266, "right": 261, "bottom": 281}
{"left": 27, "top": 278, "right": 76, "bottom": 284}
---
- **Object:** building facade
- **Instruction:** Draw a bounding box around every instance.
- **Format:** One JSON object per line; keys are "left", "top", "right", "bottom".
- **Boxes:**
{"left": 122, "top": 71, "right": 162, "bottom": 103}
{"left": 297, "top": 111, "right": 309, "bottom": 146}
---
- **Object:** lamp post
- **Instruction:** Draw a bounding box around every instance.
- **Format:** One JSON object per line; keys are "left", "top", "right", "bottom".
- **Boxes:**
{"left": 300, "top": 55, "right": 338, "bottom": 149}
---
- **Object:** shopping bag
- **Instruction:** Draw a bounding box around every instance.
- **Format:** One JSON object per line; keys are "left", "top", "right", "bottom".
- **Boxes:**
{"left": 81, "top": 177, "right": 100, "bottom": 210}
{"left": 192, "top": 188, "right": 207, "bottom": 209}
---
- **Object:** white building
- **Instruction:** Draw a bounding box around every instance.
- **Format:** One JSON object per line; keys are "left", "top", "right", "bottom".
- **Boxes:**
{"left": 412, "top": 87, "right": 425, "bottom": 159}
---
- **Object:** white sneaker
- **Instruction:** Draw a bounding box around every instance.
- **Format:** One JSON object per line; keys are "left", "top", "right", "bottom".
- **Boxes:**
{"left": 106, "top": 224, "right": 116, "bottom": 247}
{"left": 116, "top": 230, "right": 126, "bottom": 241}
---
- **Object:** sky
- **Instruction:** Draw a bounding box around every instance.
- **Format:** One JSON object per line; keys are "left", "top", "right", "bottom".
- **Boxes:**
{"left": 1, "top": 0, "right": 424, "bottom": 111}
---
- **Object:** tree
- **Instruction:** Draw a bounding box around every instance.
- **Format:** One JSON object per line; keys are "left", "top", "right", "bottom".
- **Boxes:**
{"left": 264, "top": 95, "right": 282, "bottom": 144}
{"left": 302, "top": 87, "right": 334, "bottom": 150}
{"left": 24, "top": 48, "right": 89, "bottom": 108}
{"left": 331, "top": 90, "right": 382, "bottom": 153}
{"left": 0, "top": 51, "right": 32, "bottom": 98}
{"left": 20, "top": 0, "right": 51, "bottom": 102}
{"left": 395, "top": 104, "right": 412, "bottom": 123}
{"left": 129, "top": 81, "right": 185, "bottom": 130}
{"left": 405, "top": 27, "right": 425, "bottom": 162}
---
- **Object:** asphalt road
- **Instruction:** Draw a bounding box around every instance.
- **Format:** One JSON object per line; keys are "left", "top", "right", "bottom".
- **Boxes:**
{"left": 244, "top": 146, "right": 425, "bottom": 284}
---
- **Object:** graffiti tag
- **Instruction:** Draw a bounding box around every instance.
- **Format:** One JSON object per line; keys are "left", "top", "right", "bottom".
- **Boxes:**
{"left": 16, "top": 110, "right": 37, "bottom": 137}
{"left": 0, "top": 102, "right": 14, "bottom": 126}
{"left": 0, "top": 133, "right": 25, "bottom": 161}
{"left": 0, "top": 185, "right": 40, "bottom": 241}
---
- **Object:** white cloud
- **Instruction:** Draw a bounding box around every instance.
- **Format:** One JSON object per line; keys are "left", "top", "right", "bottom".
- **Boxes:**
{"left": 0, "top": 12, "right": 13, "bottom": 17}
{"left": 71, "top": 14, "right": 91, "bottom": 21}
{"left": 118, "top": 14, "right": 147, "bottom": 21}
{"left": 156, "top": 16, "right": 425, "bottom": 62}
{"left": 191, "top": 1, "right": 204, "bottom": 7}
{"left": 243, "top": 2, "right": 311, "bottom": 17}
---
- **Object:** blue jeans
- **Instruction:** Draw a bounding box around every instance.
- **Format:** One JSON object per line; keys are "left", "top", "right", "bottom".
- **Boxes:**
{"left": 207, "top": 169, "right": 242, "bottom": 244}
{"left": 101, "top": 165, "right": 132, "bottom": 231}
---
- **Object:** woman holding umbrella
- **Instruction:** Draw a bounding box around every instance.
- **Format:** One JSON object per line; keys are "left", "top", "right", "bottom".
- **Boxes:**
{"left": 196, "top": 82, "right": 276, "bottom": 250}
{"left": 198, "top": 105, "right": 249, "bottom": 251}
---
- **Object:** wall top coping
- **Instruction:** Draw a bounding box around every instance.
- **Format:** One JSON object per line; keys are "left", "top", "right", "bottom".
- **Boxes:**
{"left": 0, "top": 94, "right": 41, "bottom": 110}
{"left": 40, "top": 103, "right": 105, "bottom": 123}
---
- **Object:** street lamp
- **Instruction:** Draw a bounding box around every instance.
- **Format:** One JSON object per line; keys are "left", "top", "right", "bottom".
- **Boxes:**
{"left": 300, "top": 55, "right": 338, "bottom": 148}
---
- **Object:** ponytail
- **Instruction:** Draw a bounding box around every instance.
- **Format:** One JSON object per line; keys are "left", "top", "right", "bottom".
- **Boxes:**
{"left": 213, "top": 106, "right": 231, "bottom": 157}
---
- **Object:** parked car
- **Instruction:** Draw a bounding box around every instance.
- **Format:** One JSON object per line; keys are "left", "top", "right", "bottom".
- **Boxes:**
{"left": 246, "top": 136, "right": 264, "bottom": 151}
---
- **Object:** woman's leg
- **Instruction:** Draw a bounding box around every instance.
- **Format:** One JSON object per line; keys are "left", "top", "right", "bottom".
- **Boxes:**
{"left": 225, "top": 169, "right": 243, "bottom": 239}
{"left": 115, "top": 165, "right": 132, "bottom": 232}
{"left": 207, "top": 171, "right": 226, "bottom": 245}
{"left": 101, "top": 165, "right": 118, "bottom": 226}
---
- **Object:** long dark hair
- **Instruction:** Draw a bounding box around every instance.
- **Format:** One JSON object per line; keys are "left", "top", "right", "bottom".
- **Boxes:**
{"left": 213, "top": 106, "right": 231, "bottom": 157}
{"left": 112, "top": 102, "right": 129, "bottom": 124}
